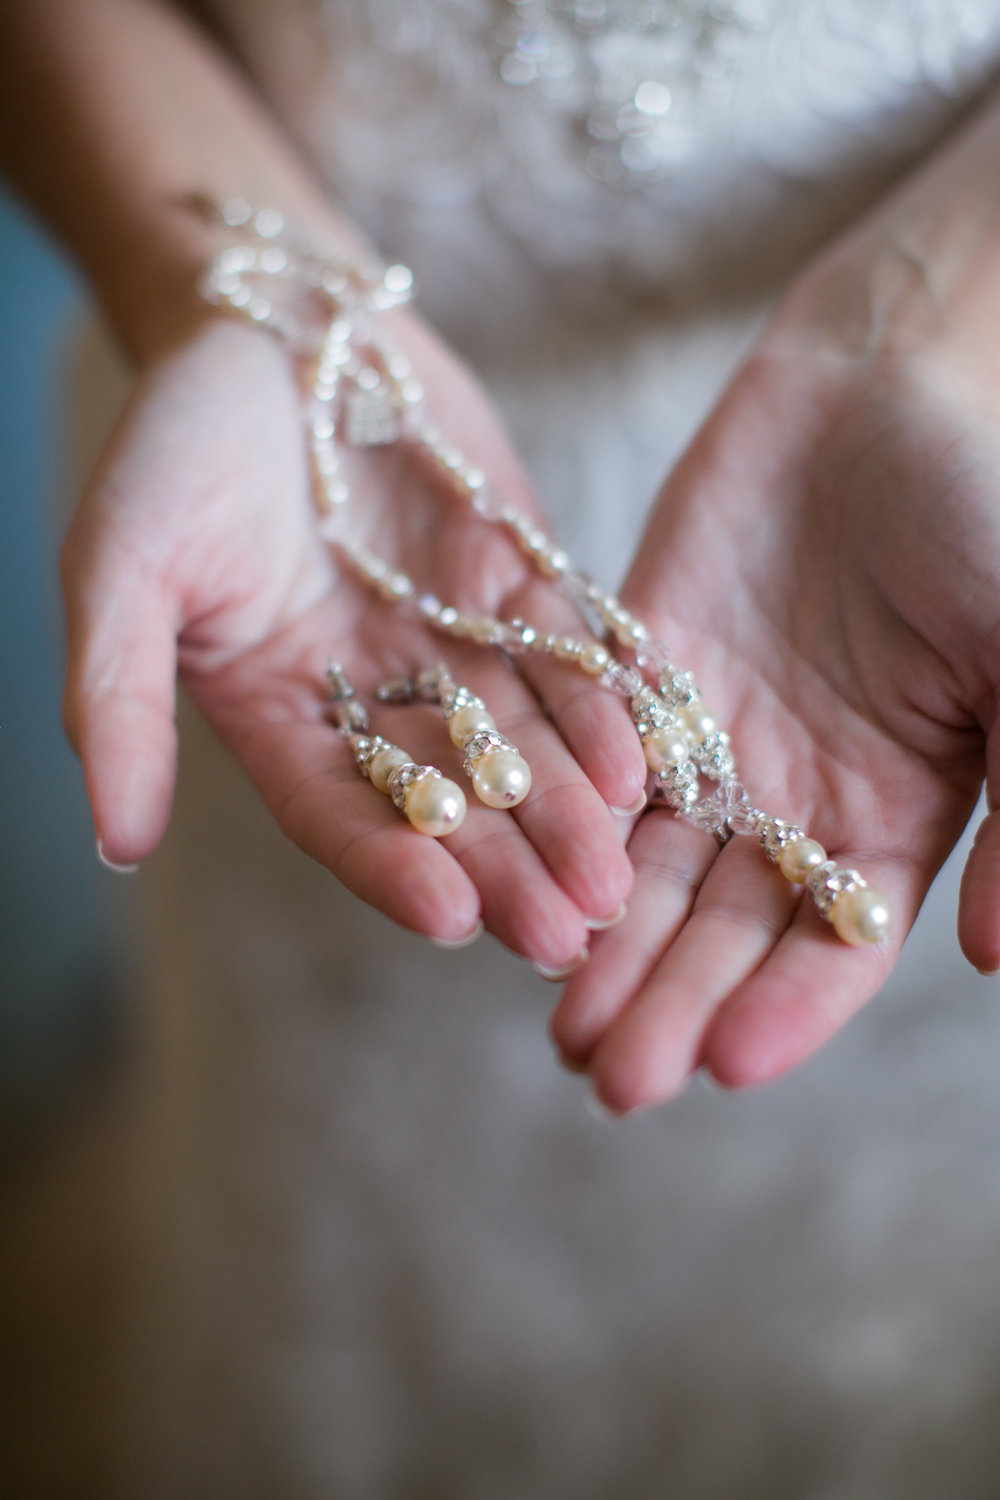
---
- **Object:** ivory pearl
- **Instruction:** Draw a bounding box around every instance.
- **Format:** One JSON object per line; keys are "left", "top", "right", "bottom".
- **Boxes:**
{"left": 471, "top": 749, "right": 532, "bottom": 808}
{"left": 679, "top": 702, "right": 718, "bottom": 739}
{"left": 404, "top": 775, "right": 467, "bottom": 837}
{"left": 580, "top": 644, "right": 611, "bottom": 676}
{"left": 777, "top": 837, "right": 827, "bottom": 884}
{"left": 830, "top": 886, "right": 892, "bottom": 946}
{"left": 448, "top": 704, "right": 495, "bottom": 747}
{"left": 643, "top": 727, "right": 689, "bottom": 773}
{"left": 369, "top": 745, "right": 414, "bottom": 794}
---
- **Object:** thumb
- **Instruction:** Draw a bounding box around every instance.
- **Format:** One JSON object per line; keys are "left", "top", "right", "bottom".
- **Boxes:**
{"left": 61, "top": 515, "right": 179, "bottom": 869}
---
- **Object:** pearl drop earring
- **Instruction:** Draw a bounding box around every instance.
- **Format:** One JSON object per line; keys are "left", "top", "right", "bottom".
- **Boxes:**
{"left": 377, "top": 667, "right": 532, "bottom": 810}
{"left": 326, "top": 665, "right": 467, "bottom": 837}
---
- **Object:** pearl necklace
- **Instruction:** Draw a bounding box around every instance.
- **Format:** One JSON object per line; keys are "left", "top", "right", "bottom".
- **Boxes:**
{"left": 200, "top": 198, "right": 891, "bottom": 948}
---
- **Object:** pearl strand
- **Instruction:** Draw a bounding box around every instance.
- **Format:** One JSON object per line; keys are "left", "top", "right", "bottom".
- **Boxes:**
{"left": 201, "top": 203, "right": 891, "bottom": 948}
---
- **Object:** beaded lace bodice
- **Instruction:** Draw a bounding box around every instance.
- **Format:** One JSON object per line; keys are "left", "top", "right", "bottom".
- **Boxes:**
{"left": 202, "top": 0, "right": 1000, "bottom": 315}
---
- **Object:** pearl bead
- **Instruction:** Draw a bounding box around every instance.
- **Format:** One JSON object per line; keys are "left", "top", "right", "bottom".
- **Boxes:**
{"left": 777, "top": 837, "right": 827, "bottom": 884}
{"left": 537, "top": 547, "right": 569, "bottom": 577}
{"left": 679, "top": 702, "right": 718, "bottom": 739}
{"left": 448, "top": 704, "right": 495, "bottom": 747}
{"left": 404, "top": 775, "right": 467, "bottom": 837}
{"left": 580, "top": 644, "right": 611, "bottom": 676}
{"left": 553, "top": 636, "right": 581, "bottom": 661}
{"left": 830, "top": 886, "right": 892, "bottom": 946}
{"left": 642, "top": 727, "right": 689, "bottom": 773}
{"left": 369, "top": 745, "right": 413, "bottom": 794}
{"left": 471, "top": 749, "right": 532, "bottom": 808}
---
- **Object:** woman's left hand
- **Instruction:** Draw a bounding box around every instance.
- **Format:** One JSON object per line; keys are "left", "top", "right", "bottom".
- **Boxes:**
{"left": 550, "top": 301, "right": 1000, "bottom": 1110}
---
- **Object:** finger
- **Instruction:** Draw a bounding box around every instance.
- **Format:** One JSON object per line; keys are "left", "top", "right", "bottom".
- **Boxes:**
{"left": 372, "top": 676, "right": 601, "bottom": 965}
{"left": 443, "top": 648, "right": 635, "bottom": 919}
{"left": 210, "top": 707, "right": 483, "bottom": 942}
{"left": 701, "top": 852, "right": 912, "bottom": 1088}
{"left": 501, "top": 576, "right": 649, "bottom": 814}
{"left": 958, "top": 718, "right": 1000, "bottom": 972}
{"left": 61, "top": 523, "right": 180, "bottom": 867}
{"left": 958, "top": 808, "right": 1000, "bottom": 973}
{"left": 586, "top": 836, "right": 798, "bottom": 1113}
{"left": 448, "top": 814, "right": 590, "bottom": 968}
{"left": 550, "top": 810, "right": 717, "bottom": 1064}
{"left": 198, "top": 636, "right": 585, "bottom": 957}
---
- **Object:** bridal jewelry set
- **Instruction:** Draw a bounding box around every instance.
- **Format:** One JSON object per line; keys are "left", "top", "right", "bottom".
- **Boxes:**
{"left": 199, "top": 197, "right": 891, "bottom": 949}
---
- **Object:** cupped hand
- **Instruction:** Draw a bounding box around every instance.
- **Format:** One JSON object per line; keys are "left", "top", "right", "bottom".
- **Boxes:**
{"left": 552, "top": 331, "right": 1000, "bottom": 1106}
{"left": 63, "top": 312, "right": 643, "bottom": 964}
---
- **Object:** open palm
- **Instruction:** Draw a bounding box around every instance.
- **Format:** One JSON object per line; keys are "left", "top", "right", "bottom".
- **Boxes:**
{"left": 553, "top": 339, "right": 1000, "bottom": 1105}
{"left": 63, "top": 313, "right": 643, "bottom": 967}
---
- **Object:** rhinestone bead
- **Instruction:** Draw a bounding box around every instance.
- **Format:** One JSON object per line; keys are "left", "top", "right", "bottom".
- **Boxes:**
{"left": 807, "top": 864, "right": 862, "bottom": 919}
{"left": 657, "top": 761, "right": 700, "bottom": 812}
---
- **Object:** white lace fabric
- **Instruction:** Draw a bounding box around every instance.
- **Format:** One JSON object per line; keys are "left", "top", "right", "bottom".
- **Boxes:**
{"left": 200, "top": 0, "right": 1000, "bottom": 307}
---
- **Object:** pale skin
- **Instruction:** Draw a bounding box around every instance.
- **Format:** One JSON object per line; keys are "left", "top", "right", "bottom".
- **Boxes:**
{"left": 4, "top": 0, "right": 1000, "bottom": 1109}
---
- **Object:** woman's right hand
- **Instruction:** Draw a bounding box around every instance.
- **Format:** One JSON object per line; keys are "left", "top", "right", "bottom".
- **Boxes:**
{"left": 62, "top": 310, "right": 643, "bottom": 966}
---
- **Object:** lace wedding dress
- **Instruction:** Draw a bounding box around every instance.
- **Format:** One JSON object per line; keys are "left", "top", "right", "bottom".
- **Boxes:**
{"left": 66, "top": 4, "right": 1000, "bottom": 1495}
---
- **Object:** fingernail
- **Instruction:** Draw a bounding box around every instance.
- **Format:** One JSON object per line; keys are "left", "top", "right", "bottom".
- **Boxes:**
{"left": 97, "top": 839, "right": 139, "bottom": 875}
{"left": 431, "top": 919, "right": 483, "bottom": 950}
{"left": 584, "top": 1093, "right": 629, "bottom": 1123}
{"left": 976, "top": 964, "right": 999, "bottom": 977}
{"left": 533, "top": 946, "right": 589, "bottom": 982}
{"left": 610, "top": 791, "right": 647, "bottom": 817}
{"left": 586, "top": 902, "right": 627, "bottom": 932}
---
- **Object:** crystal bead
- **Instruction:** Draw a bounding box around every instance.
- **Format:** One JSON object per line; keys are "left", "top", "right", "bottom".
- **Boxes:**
{"left": 636, "top": 638, "right": 672, "bottom": 672}
{"left": 602, "top": 661, "right": 643, "bottom": 697}
{"left": 686, "top": 793, "right": 734, "bottom": 844}
{"left": 718, "top": 780, "right": 759, "bottom": 836}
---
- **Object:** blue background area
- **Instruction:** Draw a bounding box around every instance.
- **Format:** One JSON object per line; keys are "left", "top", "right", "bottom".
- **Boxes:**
{"left": 0, "top": 187, "right": 116, "bottom": 1125}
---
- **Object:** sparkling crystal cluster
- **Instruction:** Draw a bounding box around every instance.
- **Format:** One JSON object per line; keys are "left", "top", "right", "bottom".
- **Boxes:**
{"left": 498, "top": 0, "right": 775, "bottom": 184}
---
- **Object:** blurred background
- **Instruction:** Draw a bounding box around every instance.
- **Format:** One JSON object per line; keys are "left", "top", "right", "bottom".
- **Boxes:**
{"left": 0, "top": 185, "right": 121, "bottom": 1155}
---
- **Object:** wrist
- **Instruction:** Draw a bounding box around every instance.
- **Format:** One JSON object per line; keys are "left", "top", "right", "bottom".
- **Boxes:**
{"left": 768, "top": 86, "right": 1000, "bottom": 403}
